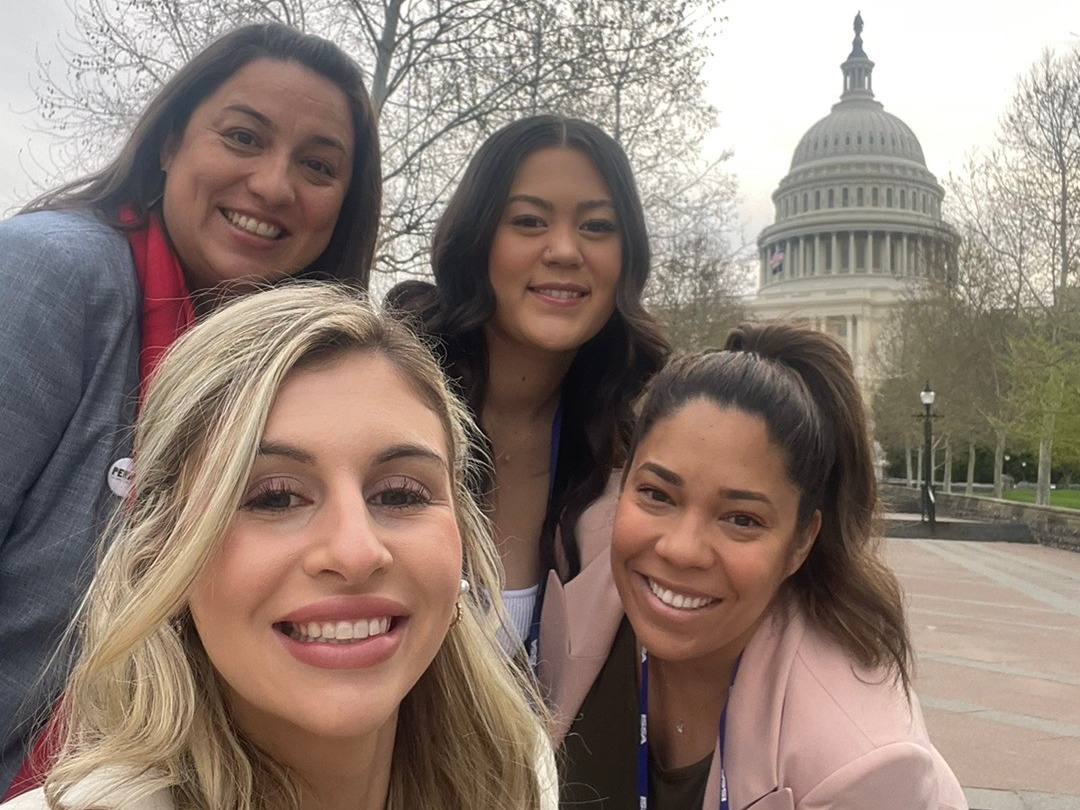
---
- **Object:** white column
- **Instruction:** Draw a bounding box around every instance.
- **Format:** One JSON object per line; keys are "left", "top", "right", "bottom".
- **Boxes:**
{"left": 831, "top": 232, "right": 838, "bottom": 274}
{"left": 884, "top": 232, "right": 892, "bottom": 274}
{"left": 868, "top": 232, "right": 875, "bottom": 272}
{"left": 848, "top": 232, "right": 855, "bottom": 273}
{"left": 814, "top": 234, "right": 821, "bottom": 276}
{"left": 902, "top": 235, "right": 909, "bottom": 276}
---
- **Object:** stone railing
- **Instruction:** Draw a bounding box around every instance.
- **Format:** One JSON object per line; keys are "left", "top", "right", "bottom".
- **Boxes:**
{"left": 880, "top": 483, "right": 1080, "bottom": 552}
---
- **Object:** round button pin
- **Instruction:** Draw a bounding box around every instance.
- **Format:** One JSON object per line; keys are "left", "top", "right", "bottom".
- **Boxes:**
{"left": 107, "top": 457, "right": 134, "bottom": 498}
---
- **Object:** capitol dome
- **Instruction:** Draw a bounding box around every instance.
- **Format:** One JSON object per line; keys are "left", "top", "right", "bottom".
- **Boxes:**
{"left": 749, "top": 12, "right": 958, "bottom": 384}
{"left": 791, "top": 105, "right": 926, "bottom": 169}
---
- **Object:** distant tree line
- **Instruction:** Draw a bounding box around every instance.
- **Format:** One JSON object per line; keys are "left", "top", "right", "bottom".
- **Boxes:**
{"left": 872, "top": 45, "right": 1080, "bottom": 505}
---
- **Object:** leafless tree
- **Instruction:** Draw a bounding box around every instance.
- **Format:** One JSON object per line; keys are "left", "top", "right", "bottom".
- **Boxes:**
{"left": 31, "top": 0, "right": 739, "bottom": 291}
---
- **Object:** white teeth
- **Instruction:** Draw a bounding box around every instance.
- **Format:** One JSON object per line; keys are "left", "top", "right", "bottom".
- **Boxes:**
{"left": 536, "top": 288, "right": 584, "bottom": 299}
{"left": 647, "top": 579, "right": 716, "bottom": 610}
{"left": 224, "top": 210, "right": 282, "bottom": 239}
{"left": 285, "top": 617, "right": 392, "bottom": 643}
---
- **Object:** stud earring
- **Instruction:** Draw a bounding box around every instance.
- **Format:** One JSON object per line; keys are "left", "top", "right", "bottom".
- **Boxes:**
{"left": 460, "top": 578, "right": 471, "bottom": 595}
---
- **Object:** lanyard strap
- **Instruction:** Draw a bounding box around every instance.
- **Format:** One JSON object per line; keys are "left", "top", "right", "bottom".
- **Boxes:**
{"left": 636, "top": 647, "right": 739, "bottom": 810}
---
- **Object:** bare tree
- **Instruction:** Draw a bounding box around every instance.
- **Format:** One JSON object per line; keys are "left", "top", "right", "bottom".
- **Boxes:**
{"left": 30, "top": 0, "right": 736, "bottom": 282}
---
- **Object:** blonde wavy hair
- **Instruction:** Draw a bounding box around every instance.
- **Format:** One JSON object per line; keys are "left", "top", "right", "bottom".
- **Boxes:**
{"left": 43, "top": 283, "right": 548, "bottom": 808}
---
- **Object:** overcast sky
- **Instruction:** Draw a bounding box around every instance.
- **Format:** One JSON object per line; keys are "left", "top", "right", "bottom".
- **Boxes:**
{"left": 2, "top": 1, "right": 1078, "bottom": 236}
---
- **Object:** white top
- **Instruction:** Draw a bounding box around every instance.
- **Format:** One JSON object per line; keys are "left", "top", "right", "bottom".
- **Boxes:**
{"left": 4, "top": 745, "right": 559, "bottom": 809}
{"left": 499, "top": 583, "right": 540, "bottom": 653}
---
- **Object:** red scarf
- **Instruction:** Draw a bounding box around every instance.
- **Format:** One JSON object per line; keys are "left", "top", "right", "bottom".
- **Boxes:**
{"left": 2, "top": 207, "right": 195, "bottom": 801}
{"left": 122, "top": 205, "right": 197, "bottom": 404}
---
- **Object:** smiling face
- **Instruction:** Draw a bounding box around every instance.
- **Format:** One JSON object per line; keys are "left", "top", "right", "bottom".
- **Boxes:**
{"left": 611, "top": 400, "right": 820, "bottom": 668}
{"left": 188, "top": 351, "right": 461, "bottom": 758}
{"left": 485, "top": 147, "right": 622, "bottom": 359}
{"left": 160, "top": 58, "right": 354, "bottom": 293}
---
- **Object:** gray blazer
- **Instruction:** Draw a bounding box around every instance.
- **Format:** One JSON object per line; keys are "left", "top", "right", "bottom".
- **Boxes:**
{"left": 0, "top": 209, "right": 140, "bottom": 792}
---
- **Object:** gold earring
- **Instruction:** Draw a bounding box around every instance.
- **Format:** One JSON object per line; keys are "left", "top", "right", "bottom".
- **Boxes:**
{"left": 449, "top": 601, "right": 464, "bottom": 628}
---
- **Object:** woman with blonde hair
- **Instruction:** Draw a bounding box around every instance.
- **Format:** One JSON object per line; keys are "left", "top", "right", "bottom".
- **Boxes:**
{"left": 3, "top": 284, "right": 555, "bottom": 809}
{"left": 1, "top": 23, "right": 381, "bottom": 791}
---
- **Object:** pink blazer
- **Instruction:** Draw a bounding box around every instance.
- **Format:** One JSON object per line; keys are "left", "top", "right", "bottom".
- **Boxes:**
{"left": 537, "top": 484, "right": 968, "bottom": 810}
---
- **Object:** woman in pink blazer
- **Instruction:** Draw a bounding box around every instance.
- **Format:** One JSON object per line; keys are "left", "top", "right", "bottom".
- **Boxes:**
{"left": 539, "top": 322, "right": 968, "bottom": 810}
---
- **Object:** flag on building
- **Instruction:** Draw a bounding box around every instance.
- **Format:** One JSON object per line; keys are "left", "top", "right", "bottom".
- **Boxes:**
{"left": 769, "top": 245, "right": 785, "bottom": 274}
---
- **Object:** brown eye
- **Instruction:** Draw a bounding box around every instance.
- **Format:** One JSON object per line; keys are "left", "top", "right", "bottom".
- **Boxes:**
{"left": 369, "top": 477, "right": 432, "bottom": 510}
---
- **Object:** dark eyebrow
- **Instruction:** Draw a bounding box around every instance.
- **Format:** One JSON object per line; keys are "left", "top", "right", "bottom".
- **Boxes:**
{"left": 638, "top": 461, "right": 682, "bottom": 486}
{"left": 506, "top": 194, "right": 616, "bottom": 215}
{"left": 256, "top": 441, "right": 447, "bottom": 470}
{"left": 719, "top": 488, "right": 773, "bottom": 506}
{"left": 638, "top": 461, "right": 774, "bottom": 506}
{"left": 222, "top": 104, "right": 347, "bottom": 154}
{"left": 224, "top": 103, "right": 273, "bottom": 129}
{"left": 257, "top": 441, "right": 315, "bottom": 465}
{"left": 375, "top": 443, "right": 448, "bottom": 470}
{"left": 577, "top": 199, "right": 616, "bottom": 214}
{"left": 506, "top": 194, "right": 553, "bottom": 212}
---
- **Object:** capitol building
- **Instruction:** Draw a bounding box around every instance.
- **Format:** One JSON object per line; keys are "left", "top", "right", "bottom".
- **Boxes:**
{"left": 750, "top": 13, "right": 957, "bottom": 381}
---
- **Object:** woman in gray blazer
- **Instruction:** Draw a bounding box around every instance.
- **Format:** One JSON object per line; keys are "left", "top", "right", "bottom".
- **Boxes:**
{"left": 0, "top": 23, "right": 381, "bottom": 795}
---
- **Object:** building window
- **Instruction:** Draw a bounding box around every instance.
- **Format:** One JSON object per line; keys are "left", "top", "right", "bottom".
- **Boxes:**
{"left": 842, "top": 188, "right": 849, "bottom": 207}
{"left": 815, "top": 190, "right": 821, "bottom": 210}
{"left": 872, "top": 187, "right": 879, "bottom": 206}
{"left": 886, "top": 187, "right": 893, "bottom": 207}
{"left": 900, "top": 189, "right": 906, "bottom": 208}
{"left": 802, "top": 192, "right": 808, "bottom": 212}
{"left": 828, "top": 189, "right": 835, "bottom": 207}
{"left": 857, "top": 187, "right": 864, "bottom": 206}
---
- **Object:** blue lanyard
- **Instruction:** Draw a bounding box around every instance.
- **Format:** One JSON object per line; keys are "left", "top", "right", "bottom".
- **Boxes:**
{"left": 636, "top": 646, "right": 739, "bottom": 810}
{"left": 523, "top": 401, "right": 563, "bottom": 672}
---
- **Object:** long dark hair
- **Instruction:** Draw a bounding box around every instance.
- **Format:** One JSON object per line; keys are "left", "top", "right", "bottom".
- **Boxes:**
{"left": 387, "top": 114, "right": 669, "bottom": 579}
{"left": 626, "top": 322, "right": 912, "bottom": 690}
{"left": 23, "top": 23, "right": 381, "bottom": 286}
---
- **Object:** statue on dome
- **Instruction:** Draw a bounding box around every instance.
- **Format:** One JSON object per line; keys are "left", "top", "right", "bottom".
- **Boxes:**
{"left": 854, "top": 11, "right": 864, "bottom": 36}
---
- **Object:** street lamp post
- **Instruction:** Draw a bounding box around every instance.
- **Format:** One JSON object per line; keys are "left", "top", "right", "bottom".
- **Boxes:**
{"left": 920, "top": 382, "right": 936, "bottom": 531}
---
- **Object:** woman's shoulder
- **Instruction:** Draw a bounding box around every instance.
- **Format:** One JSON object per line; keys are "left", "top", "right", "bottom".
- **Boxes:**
{"left": 0, "top": 209, "right": 136, "bottom": 297}
{"left": 752, "top": 604, "right": 918, "bottom": 745}
{"left": 1, "top": 770, "right": 175, "bottom": 810}
{"left": 0, "top": 208, "right": 122, "bottom": 244}
{"left": 741, "top": 604, "right": 965, "bottom": 806}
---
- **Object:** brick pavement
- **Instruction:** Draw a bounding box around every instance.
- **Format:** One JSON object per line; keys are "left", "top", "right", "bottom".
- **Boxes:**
{"left": 887, "top": 536, "right": 1080, "bottom": 809}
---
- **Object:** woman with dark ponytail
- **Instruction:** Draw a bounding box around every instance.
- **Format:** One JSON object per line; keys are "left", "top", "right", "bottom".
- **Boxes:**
{"left": 545, "top": 322, "right": 967, "bottom": 809}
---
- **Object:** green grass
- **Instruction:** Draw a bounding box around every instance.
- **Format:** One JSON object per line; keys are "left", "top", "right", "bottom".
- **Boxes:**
{"left": 1000, "top": 488, "right": 1080, "bottom": 509}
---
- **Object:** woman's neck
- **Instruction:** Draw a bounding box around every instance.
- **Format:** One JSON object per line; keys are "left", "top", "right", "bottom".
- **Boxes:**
{"left": 481, "top": 328, "right": 574, "bottom": 420}
{"left": 644, "top": 649, "right": 740, "bottom": 771}
{"left": 250, "top": 719, "right": 396, "bottom": 810}
{"left": 480, "top": 330, "right": 572, "bottom": 589}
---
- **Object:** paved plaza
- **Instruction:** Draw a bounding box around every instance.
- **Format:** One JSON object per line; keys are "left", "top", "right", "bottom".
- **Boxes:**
{"left": 888, "top": 535, "right": 1080, "bottom": 809}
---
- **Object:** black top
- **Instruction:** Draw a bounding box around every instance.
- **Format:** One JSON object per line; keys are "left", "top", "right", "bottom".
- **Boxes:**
{"left": 559, "top": 619, "right": 711, "bottom": 809}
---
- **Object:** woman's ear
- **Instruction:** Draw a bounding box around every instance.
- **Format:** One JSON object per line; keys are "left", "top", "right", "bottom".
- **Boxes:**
{"left": 787, "top": 509, "right": 821, "bottom": 577}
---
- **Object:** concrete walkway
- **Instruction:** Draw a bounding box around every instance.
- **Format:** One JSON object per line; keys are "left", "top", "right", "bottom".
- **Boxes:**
{"left": 887, "top": 535, "right": 1080, "bottom": 809}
